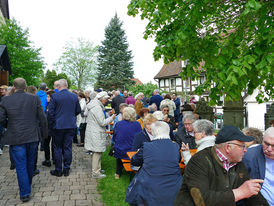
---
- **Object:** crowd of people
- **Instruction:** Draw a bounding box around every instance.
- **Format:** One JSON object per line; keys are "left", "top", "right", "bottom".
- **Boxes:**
{"left": 0, "top": 78, "right": 273, "bottom": 205}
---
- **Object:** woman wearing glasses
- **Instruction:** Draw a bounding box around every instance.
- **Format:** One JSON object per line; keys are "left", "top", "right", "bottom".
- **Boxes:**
{"left": 181, "top": 119, "right": 215, "bottom": 165}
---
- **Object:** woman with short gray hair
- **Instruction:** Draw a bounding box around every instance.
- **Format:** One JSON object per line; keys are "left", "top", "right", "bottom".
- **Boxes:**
{"left": 114, "top": 107, "right": 142, "bottom": 179}
{"left": 181, "top": 119, "right": 215, "bottom": 165}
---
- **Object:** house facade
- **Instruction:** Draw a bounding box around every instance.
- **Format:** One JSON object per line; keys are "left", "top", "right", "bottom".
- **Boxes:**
{"left": 154, "top": 60, "right": 207, "bottom": 100}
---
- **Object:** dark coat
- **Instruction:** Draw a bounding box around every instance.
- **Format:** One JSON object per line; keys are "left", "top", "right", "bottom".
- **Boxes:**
{"left": 111, "top": 95, "right": 125, "bottom": 115}
{"left": 0, "top": 90, "right": 48, "bottom": 145}
{"left": 173, "top": 98, "right": 180, "bottom": 121}
{"left": 48, "top": 89, "right": 81, "bottom": 130}
{"left": 114, "top": 120, "right": 142, "bottom": 159}
{"left": 126, "top": 139, "right": 182, "bottom": 206}
{"left": 132, "top": 129, "right": 151, "bottom": 151}
{"left": 175, "top": 126, "right": 196, "bottom": 149}
{"left": 242, "top": 145, "right": 265, "bottom": 180}
{"left": 149, "top": 94, "right": 163, "bottom": 110}
{"left": 174, "top": 147, "right": 269, "bottom": 206}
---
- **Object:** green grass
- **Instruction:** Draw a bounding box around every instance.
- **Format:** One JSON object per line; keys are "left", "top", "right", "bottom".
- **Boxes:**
{"left": 97, "top": 146, "right": 133, "bottom": 206}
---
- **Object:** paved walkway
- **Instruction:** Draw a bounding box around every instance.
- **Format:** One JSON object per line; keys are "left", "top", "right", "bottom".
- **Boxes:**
{"left": 0, "top": 144, "right": 104, "bottom": 206}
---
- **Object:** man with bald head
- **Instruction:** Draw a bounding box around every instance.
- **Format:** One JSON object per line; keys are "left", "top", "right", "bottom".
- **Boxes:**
{"left": 0, "top": 78, "right": 47, "bottom": 202}
{"left": 48, "top": 79, "right": 81, "bottom": 177}
{"left": 243, "top": 127, "right": 274, "bottom": 206}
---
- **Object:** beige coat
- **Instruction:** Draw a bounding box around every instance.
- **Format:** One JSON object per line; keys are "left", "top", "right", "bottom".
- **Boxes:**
{"left": 84, "top": 98, "right": 113, "bottom": 152}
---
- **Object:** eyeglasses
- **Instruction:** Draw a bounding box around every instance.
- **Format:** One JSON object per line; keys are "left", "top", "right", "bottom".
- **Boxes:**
{"left": 263, "top": 141, "right": 274, "bottom": 150}
{"left": 227, "top": 143, "right": 247, "bottom": 150}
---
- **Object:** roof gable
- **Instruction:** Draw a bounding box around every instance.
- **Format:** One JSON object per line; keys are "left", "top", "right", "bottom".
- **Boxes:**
{"left": 154, "top": 60, "right": 182, "bottom": 79}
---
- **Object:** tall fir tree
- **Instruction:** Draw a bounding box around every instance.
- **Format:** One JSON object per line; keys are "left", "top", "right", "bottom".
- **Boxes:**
{"left": 96, "top": 14, "right": 134, "bottom": 90}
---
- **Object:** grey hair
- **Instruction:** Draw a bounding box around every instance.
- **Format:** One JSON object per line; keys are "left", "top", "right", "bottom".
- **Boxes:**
{"left": 13, "top": 78, "right": 27, "bottom": 90}
{"left": 242, "top": 127, "right": 263, "bottom": 144}
{"left": 54, "top": 80, "right": 60, "bottom": 87}
{"left": 193, "top": 119, "right": 214, "bottom": 136}
{"left": 135, "top": 92, "right": 144, "bottom": 99}
{"left": 153, "top": 111, "right": 164, "bottom": 120}
{"left": 90, "top": 92, "right": 97, "bottom": 100}
{"left": 154, "top": 89, "right": 160, "bottom": 94}
{"left": 264, "top": 127, "right": 274, "bottom": 138}
{"left": 119, "top": 103, "right": 128, "bottom": 111}
{"left": 58, "top": 79, "right": 68, "bottom": 88}
{"left": 122, "top": 107, "right": 136, "bottom": 122}
{"left": 39, "top": 83, "right": 47, "bottom": 90}
{"left": 148, "top": 103, "right": 157, "bottom": 112}
{"left": 160, "top": 104, "right": 169, "bottom": 110}
{"left": 151, "top": 121, "right": 170, "bottom": 140}
{"left": 183, "top": 114, "right": 196, "bottom": 123}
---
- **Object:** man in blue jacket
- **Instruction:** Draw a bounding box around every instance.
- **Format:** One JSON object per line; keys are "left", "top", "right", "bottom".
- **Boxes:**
{"left": 243, "top": 127, "right": 274, "bottom": 206}
{"left": 48, "top": 79, "right": 81, "bottom": 177}
{"left": 149, "top": 89, "right": 163, "bottom": 110}
{"left": 36, "top": 83, "right": 48, "bottom": 112}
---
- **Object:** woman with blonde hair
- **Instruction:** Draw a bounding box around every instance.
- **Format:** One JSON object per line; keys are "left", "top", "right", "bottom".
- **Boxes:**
{"left": 132, "top": 113, "right": 158, "bottom": 151}
{"left": 113, "top": 107, "right": 142, "bottom": 179}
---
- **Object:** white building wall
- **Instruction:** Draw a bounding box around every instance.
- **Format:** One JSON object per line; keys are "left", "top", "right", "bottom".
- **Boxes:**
{"left": 246, "top": 103, "right": 267, "bottom": 131}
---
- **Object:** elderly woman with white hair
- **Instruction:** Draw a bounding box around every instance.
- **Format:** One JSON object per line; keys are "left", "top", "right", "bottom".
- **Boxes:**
{"left": 134, "top": 92, "right": 144, "bottom": 117}
{"left": 181, "top": 119, "right": 215, "bottom": 165}
{"left": 126, "top": 121, "right": 182, "bottom": 206}
{"left": 114, "top": 107, "right": 142, "bottom": 179}
{"left": 153, "top": 111, "right": 175, "bottom": 141}
{"left": 85, "top": 91, "right": 116, "bottom": 179}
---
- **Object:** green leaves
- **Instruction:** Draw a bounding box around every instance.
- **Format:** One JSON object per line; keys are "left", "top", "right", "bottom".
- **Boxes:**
{"left": 54, "top": 38, "right": 98, "bottom": 90}
{"left": 0, "top": 19, "right": 45, "bottom": 86}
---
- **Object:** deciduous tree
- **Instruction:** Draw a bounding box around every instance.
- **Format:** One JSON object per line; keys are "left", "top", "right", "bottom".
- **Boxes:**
{"left": 54, "top": 38, "right": 98, "bottom": 90}
{"left": 128, "top": 0, "right": 273, "bottom": 104}
{"left": 42, "top": 69, "right": 72, "bottom": 89}
{"left": 0, "top": 19, "right": 45, "bottom": 85}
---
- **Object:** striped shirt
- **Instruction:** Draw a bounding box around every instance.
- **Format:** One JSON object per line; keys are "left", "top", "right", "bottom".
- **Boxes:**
{"left": 215, "top": 147, "right": 237, "bottom": 171}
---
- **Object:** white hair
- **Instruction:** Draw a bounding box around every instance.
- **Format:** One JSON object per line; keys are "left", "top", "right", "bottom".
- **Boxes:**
{"left": 193, "top": 119, "right": 214, "bottom": 136}
{"left": 153, "top": 111, "right": 164, "bottom": 120}
{"left": 135, "top": 92, "right": 143, "bottom": 99}
{"left": 151, "top": 121, "right": 170, "bottom": 140}
{"left": 183, "top": 114, "right": 196, "bottom": 123}
{"left": 58, "top": 79, "right": 68, "bottom": 88}
{"left": 264, "top": 127, "right": 274, "bottom": 138}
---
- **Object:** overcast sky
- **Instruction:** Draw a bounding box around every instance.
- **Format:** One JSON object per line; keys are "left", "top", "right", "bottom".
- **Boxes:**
{"left": 8, "top": 0, "right": 163, "bottom": 86}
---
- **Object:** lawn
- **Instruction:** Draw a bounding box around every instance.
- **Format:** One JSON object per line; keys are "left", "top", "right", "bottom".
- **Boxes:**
{"left": 97, "top": 146, "right": 133, "bottom": 206}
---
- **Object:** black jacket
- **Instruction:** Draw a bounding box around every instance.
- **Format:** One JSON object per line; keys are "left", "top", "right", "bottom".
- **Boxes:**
{"left": 175, "top": 126, "right": 196, "bottom": 149}
{"left": 0, "top": 90, "right": 48, "bottom": 145}
{"left": 111, "top": 95, "right": 125, "bottom": 115}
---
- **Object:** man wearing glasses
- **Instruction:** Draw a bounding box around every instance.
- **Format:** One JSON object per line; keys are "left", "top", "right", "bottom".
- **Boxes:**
{"left": 243, "top": 127, "right": 274, "bottom": 206}
{"left": 174, "top": 125, "right": 269, "bottom": 206}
